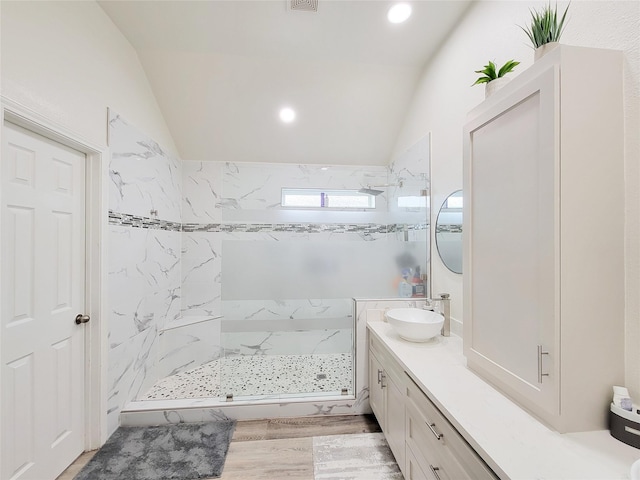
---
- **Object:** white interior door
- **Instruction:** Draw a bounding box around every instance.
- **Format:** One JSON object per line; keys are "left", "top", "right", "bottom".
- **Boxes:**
{"left": 1, "top": 120, "right": 87, "bottom": 480}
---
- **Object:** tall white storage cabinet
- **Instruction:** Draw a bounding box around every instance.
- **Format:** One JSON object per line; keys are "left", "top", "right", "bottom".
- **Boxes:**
{"left": 463, "top": 45, "right": 624, "bottom": 433}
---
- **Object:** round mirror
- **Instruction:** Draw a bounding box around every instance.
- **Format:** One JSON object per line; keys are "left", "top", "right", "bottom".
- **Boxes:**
{"left": 435, "top": 190, "right": 463, "bottom": 274}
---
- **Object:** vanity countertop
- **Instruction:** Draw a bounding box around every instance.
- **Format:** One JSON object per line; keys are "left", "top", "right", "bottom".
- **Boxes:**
{"left": 367, "top": 320, "right": 640, "bottom": 480}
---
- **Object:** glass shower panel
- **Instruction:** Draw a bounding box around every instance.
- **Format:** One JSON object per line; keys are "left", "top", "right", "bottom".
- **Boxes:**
{"left": 388, "top": 133, "right": 432, "bottom": 297}
{"left": 219, "top": 236, "right": 426, "bottom": 401}
{"left": 221, "top": 240, "right": 427, "bottom": 300}
{"left": 219, "top": 298, "right": 354, "bottom": 400}
{"left": 135, "top": 145, "right": 432, "bottom": 405}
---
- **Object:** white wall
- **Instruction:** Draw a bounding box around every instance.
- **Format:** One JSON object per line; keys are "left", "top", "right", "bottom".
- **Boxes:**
{"left": 1, "top": 0, "right": 181, "bottom": 438}
{"left": 391, "top": 0, "right": 640, "bottom": 395}
{"left": 0, "top": 0, "right": 177, "bottom": 153}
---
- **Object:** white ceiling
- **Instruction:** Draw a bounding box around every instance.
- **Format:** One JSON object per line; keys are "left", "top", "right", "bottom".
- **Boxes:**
{"left": 98, "top": 0, "right": 472, "bottom": 165}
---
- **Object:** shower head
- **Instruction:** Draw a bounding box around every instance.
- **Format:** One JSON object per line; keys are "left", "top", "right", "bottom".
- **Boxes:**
{"left": 358, "top": 181, "right": 403, "bottom": 196}
{"left": 358, "top": 187, "right": 385, "bottom": 196}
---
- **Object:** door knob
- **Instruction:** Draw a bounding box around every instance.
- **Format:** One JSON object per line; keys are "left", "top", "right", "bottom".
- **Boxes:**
{"left": 75, "top": 314, "right": 90, "bottom": 325}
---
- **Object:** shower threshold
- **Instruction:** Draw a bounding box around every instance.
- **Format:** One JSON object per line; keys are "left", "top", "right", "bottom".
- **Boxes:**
{"left": 124, "top": 390, "right": 354, "bottom": 414}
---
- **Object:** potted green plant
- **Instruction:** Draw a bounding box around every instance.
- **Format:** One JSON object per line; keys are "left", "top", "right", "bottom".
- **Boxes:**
{"left": 472, "top": 60, "right": 520, "bottom": 98}
{"left": 520, "top": 2, "right": 570, "bottom": 60}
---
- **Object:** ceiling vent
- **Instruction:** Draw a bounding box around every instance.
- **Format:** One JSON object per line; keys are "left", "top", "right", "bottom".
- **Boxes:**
{"left": 288, "top": 0, "right": 318, "bottom": 13}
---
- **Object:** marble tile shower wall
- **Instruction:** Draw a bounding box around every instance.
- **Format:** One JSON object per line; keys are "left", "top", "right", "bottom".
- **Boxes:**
{"left": 182, "top": 161, "right": 389, "bottom": 224}
{"left": 388, "top": 134, "right": 431, "bottom": 271}
{"left": 180, "top": 161, "right": 392, "bottom": 366}
{"left": 179, "top": 158, "right": 430, "bottom": 378}
{"left": 105, "top": 116, "right": 430, "bottom": 426}
{"left": 107, "top": 112, "right": 182, "bottom": 435}
{"left": 119, "top": 297, "right": 425, "bottom": 426}
{"left": 181, "top": 160, "right": 426, "bottom": 318}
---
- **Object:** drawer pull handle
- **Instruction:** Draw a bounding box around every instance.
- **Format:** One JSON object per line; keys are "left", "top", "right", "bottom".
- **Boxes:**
{"left": 427, "top": 422, "right": 443, "bottom": 440}
{"left": 429, "top": 465, "right": 442, "bottom": 480}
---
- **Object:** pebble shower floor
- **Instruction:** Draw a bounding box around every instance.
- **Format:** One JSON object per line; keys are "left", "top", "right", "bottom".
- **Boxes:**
{"left": 142, "top": 352, "right": 353, "bottom": 400}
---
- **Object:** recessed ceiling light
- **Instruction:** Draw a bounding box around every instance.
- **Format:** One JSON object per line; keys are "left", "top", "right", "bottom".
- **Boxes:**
{"left": 279, "top": 107, "right": 296, "bottom": 123}
{"left": 387, "top": 3, "right": 412, "bottom": 24}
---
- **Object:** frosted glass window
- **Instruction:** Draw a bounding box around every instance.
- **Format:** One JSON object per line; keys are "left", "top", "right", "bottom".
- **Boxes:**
{"left": 282, "top": 188, "right": 375, "bottom": 209}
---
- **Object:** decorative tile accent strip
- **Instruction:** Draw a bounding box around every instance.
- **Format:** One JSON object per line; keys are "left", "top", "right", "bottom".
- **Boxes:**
{"left": 109, "top": 211, "right": 182, "bottom": 232}
{"left": 110, "top": 211, "right": 428, "bottom": 234}
{"left": 436, "top": 224, "right": 462, "bottom": 234}
{"left": 182, "top": 222, "right": 428, "bottom": 234}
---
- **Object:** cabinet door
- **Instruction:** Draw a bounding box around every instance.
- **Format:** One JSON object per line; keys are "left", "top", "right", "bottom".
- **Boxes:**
{"left": 368, "top": 352, "right": 385, "bottom": 430}
{"left": 385, "top": 373, "right": 405, "bottom": 474}
{"left": 464, "top": 64, "right": 560, "bottom": 416}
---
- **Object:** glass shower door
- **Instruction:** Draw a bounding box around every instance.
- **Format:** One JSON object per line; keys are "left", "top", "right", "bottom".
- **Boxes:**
{"left": 219, "top": 297, "right": 354, "bottom": 401}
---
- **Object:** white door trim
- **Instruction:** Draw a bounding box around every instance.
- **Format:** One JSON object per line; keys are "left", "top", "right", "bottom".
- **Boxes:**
{"left": 0, "top": 96, "right": 109, "bottom": 452}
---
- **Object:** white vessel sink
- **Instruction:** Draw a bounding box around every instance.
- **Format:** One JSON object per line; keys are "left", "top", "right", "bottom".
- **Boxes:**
{"left": 385, "top": 308, "right": 444, "bottom": 342}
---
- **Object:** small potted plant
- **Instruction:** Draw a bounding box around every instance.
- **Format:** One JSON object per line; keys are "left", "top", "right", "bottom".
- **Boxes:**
{"left": 472, "top": 60, "right": 520, "bottom": 98}
{"left": 520, "top": 2, "right": 570, "bottom": 60}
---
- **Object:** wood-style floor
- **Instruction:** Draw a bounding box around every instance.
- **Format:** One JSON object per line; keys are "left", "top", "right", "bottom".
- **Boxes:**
{"left": 57, "top": 414, "right": 382, "bottom": 480}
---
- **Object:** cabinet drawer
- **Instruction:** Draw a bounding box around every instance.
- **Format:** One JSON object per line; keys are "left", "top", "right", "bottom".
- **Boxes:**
{"left": 370, "top": 334, "right": 405, "bottom": 385}
{"left": 406, "top": 445, "right": 434, "bottom": 480}
{"left": 406, "top": 400, "right": 442, "bottom": 458}
{"left": 406, "top": 375, "right": 497, "bottom": 480}
{"left": 407, "top": 442, "right": 454, "bottom": 480}
{"left": 406, "top": 400, "right": 456, "bottom": 480}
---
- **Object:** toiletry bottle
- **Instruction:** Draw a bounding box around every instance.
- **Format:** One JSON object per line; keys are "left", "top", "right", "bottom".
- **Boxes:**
{"left": 399, "top": 269, "right": 413, "bottom": 298}
{"left": 412, "top": 266, "right": 425, "bottom": 297}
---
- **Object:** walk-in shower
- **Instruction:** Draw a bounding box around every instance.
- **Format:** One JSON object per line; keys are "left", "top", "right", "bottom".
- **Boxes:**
{"left": 143, "top": 299, "right": 354, "bottom": 402}
{"left": 131, "top": 142, "right": 430, "bottom": 409}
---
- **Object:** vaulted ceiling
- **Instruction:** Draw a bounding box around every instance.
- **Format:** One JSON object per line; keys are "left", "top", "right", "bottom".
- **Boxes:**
{"left": 98, "top": 0, "right": 472, "bottom": 165}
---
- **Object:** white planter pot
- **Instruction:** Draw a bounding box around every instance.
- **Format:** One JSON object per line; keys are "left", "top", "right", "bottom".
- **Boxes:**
{"left": 534, "top": 42, "right": 560, "bottom": 61}
{"left": 485, "top": 76, "right": 511, "bottom": 98}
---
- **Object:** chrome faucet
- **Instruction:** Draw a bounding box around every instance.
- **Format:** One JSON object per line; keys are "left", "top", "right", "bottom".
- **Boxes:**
{"left": 424, "top": 293, "right": 451, "bottom": 337}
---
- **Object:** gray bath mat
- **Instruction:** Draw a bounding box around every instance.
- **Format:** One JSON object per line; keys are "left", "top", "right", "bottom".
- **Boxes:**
{"left": 74, "top": 421, "right": 236, "bottom": 480}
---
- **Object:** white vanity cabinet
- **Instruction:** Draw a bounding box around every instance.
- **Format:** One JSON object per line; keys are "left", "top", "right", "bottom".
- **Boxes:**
{"left": 463, "top": 45, "right": 624, "bottom": 432}
{"left": 369, "top": 335, "right": 406, "bottom": 476}
{"left": 369, "top": 333, "right": 497, "bottom": 480}
{"left": 405, "top": 376, "right": 496, "bottom": 480}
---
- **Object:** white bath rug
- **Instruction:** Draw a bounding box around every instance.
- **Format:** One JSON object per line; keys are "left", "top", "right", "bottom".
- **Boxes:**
{"left": 312, "top": 432, "right": 403, "bottom": 479}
